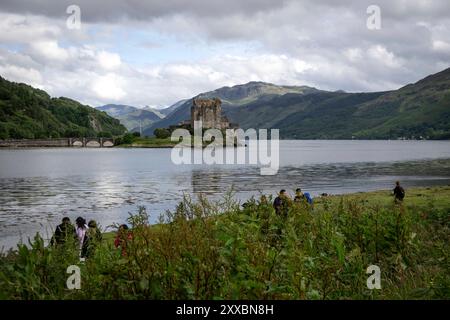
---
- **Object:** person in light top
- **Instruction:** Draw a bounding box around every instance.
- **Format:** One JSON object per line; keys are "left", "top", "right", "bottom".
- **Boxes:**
{"left": 75, "top": 216, "right": 89, "bottom": 258}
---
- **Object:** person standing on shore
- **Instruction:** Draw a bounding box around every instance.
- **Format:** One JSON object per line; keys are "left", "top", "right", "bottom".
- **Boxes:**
{"left": 114, "top": 224, "right": 132, "bottom": 256}
{"left": 86, "top": 220, "right": 102, "bottom": 257}
{"left": 50, "top": 217, "right": 76, "bottom": 246}
{"left": 294, "top": 188, "right": 305, "bottom": 203}
{"left": 393, "top": 181, "right": 406, "bottom": 203}
{"left": 75, "top": 217, "right": 89, "bottom": 258}
{"left": 273, "top": 189, "right": 290, "bottom": 217}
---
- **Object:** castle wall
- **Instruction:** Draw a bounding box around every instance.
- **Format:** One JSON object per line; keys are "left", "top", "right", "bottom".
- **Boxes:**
{"left": 191, "top": 98, "right": 227, "bottom": 129}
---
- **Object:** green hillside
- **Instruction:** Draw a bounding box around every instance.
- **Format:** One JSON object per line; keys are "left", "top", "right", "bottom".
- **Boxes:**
{"left": 0, "top": 76, "right": 127, "bottom": 139}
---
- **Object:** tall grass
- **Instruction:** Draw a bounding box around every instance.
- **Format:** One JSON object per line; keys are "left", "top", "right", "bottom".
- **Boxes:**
{"left": 0, "top": 192, "right": 448, "bottom": 299}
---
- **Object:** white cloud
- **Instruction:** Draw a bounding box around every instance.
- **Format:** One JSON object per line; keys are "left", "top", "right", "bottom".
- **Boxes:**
{"left": 433, "top": 40, "right": 450, "bottom": 53}
{"left": 0, "top": 13, "right": 61, "bottom": 43}
{"left": 29, "top": 40, "right": 69, "bottom": 62}
{"left": 92, "top": 73, "right": 126, "bottom": 101}
{"left": 97, "top": 50, "right": 121, "bottom": 70}
{"left": 367, "top": 45, "right": 403, "bottom": 69}
{"left": 0, "top": 64, "right": 43, "bottom": 87}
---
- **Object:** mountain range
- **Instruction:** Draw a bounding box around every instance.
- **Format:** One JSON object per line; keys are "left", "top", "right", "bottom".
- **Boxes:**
{"left": 142, "top": 67, "right": 450, "bottom": 139}
{"left": 0, "top": 67, "right": 449, "bottom": 140}
{"left": 96, "top": 100, "right": 189, "bottom": 133}
{"left": 97, "top": 104, "right": 164, "bottom": 132}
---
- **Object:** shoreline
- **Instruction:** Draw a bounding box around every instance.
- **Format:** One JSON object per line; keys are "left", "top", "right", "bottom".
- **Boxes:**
{"left": 1, "top": 137, "right": 450, "bottom": 150}
{"left": 1, "top": 184, "right": 449, "bottom": 299}
{"left": 68, "top": 184, "right": 450, "bottom": 238}
{"left": 3, "top": 185, "right": 448, "bottom": 247}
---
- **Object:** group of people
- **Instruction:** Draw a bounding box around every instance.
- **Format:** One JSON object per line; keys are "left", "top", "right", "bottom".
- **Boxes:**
{"left": 51, "top": 182, "right": 406, "bottom": 258}
{"left": 271, "top": 181, "right": 406, "bottom": 215}
{"left": 273, "top": 188, "right": 313, "bottom": 216}
{"left": 50, "top": 217, "right": 102, "bottom": 258}
{"left": 50, "top": 216, "right": 132, "bottom": 258}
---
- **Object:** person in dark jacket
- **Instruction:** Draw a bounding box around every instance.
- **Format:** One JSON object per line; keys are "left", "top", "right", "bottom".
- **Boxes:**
{"left": 273, "top": 189, "right": 290, "bottom": 217}
{"left": 50, "top": 217, "right": 76, "bottom": 246}
{"left": 393, "top": 181, "right": 405, "bottom": 203}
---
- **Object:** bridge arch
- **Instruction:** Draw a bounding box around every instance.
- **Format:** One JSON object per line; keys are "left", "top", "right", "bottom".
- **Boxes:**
{"left": 69, "top": 137, "right": 115, "bottom": 147}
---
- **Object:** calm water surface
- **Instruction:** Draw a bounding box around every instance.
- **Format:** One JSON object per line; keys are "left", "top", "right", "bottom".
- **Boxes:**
{"left": 1, "top": 140, "right": 450, "bottom": 249}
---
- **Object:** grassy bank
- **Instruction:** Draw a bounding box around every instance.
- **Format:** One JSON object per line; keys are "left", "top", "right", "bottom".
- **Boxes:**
{"left": 115, "top": 137, "right": 177, "bottom": 148}
{"left": 0, "top": 186, "right": 449, "bottom": 299}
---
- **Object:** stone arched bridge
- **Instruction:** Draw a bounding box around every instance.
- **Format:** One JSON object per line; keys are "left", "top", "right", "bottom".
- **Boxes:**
{"left": 69, "top": 137, "right": 114, "bottom": 147}
{"left": 0, "top": 138, "right": 115, "bottom": 148}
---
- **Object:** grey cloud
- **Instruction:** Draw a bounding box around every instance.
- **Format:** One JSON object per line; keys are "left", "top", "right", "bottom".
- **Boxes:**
{"left": 0, "top": 0, "right": 449, "bottom": 105}
{"left": 0, "top": 0, "right": 288, "bottom": 22}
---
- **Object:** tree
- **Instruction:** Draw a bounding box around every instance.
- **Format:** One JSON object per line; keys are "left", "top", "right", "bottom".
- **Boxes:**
{"left": 153, "top": 128, "right": 171, "bottom": 139}
{"left": 122, "top": 133, "right": 135, "bottom": 144}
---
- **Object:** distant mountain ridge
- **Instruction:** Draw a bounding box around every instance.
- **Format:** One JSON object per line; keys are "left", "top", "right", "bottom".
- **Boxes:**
{"left": 143, "top": 82, "right": 321, "bottom": 136}
{"left": 144, "top": 68, "right": 450, "bottom": 139}
{"left": 97, "top": 104, "right": 163, "bottom": 132}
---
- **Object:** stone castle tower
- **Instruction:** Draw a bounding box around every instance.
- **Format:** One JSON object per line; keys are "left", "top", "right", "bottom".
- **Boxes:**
{"left": 190, "top": 97, "right": 230, "bottom": 129}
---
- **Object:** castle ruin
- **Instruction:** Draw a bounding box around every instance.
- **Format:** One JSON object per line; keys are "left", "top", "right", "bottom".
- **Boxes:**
{"left": 190, "top": 98, "right": 233, "bottom": 129}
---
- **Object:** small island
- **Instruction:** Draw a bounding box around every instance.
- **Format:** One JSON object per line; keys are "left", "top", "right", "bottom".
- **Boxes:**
{"left": 117, "top": 97, "right": 240, "bottom": 148}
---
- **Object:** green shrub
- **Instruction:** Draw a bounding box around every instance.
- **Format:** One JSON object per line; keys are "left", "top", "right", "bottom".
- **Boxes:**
{"left": 153, "top": 128, "right": 171, "bottom": 139}
{"left": 0, "top": 193, "right": 448, "bottom": 299}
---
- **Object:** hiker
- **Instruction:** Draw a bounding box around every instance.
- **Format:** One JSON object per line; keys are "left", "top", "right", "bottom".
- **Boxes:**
{"left": 273, "top": 189, "right": 290, "bottom": 217}
{"left": 114, "top": 224, "right": 132, "bottom": 256}
{"left": 50, "top": 217, "right": 76, "bottom": 246}
{"left": 393, "top": 181, "right": 405, "bottom": 203}
{"left": 294, "top": 188, "right": 305, "bottom": 202}
{"left": 259, "top": 195, "right": 269, "bottom": 206}
{"left": 304, "top": 192, "right": 313, "bottom": 205}
{"left": 87, "top": 220, "right": 102, "bottom": 242}
{"left": 75, "top": 217, "right": 89, "bottom": 258}
{"left": 86, "top": 220, "right": 102, "bottom": 257}
{"left": 258, "top": 195, "right": 271, "bottom": 235}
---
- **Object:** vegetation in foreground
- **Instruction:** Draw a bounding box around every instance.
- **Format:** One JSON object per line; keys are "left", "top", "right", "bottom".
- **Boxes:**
{"left": 0, "top": 186, "right": 449, "bottom": 299}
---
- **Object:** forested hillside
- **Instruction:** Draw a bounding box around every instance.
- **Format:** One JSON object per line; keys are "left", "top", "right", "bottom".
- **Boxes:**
{"left": 0, "top": 76, "right": 126, "bottom": 139}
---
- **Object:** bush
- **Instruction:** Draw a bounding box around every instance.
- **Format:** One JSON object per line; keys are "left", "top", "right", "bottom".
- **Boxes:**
{"left": 0, "top": 193, "right": 448, "bottom": 299}
{"left": 153, "top": 128, "right": 171, "bottom": 139}
{"left": 121, "top": 133, "right": 136, "bottom": 144}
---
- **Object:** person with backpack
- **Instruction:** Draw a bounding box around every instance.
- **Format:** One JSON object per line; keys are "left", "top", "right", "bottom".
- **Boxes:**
{"left": 303, "top": 192, "right": 313, "bottom": 205}
{"left": 393, "top": 181, "right": 405, "bottom": 203}
{"left": 50, "top": 217, "right": 76, "bottom": 246}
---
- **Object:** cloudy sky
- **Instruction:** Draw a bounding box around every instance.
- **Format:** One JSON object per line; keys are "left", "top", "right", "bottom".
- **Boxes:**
{"left": 0, "top": 0, "right": 449, "bottom": 108}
